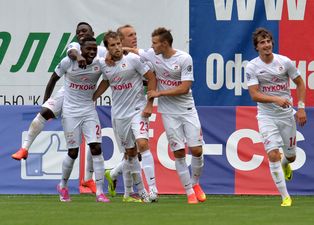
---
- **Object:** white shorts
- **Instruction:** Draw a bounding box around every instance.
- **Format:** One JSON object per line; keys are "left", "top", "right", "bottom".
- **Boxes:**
{"left": 162, "top": 111, "right": 204, "bottom": 152}
{"left": 257, "top": 116, "right": 296, "bottom": 158}
{"left": 112, "top": 112, "right": 149, "bottom": 153}
{"left": 62, "top": 114, "right": 102, "bottom": 149}
{"left": 42, "top": 87, "right": 64, "bottom": 117}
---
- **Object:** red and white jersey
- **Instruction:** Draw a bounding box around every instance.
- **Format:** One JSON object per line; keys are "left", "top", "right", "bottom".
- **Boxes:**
{"left": 55, "top": 56, "right": 103, "bottom": 118}
{"left": 139, "top": 48, "right": 195, "bottom": 114}
{"left": 101, "top": 53, "right": 150, "bottom": 119}
{"left": 246, "top": 53, "right": 300, "bottom": 118}
{"left": 67, "top": 42, "right": 107, "bottom": 57}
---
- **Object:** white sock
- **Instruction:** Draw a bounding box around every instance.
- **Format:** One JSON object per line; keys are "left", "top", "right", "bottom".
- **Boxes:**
{"left": 60, "top": 155, "right": 75, "bottom": 188}
{"left": 269, "top": 161, "right": 290, "bottom": 200}
{"left": 22, "top": 113, "right": 46, "bottom": 150}
{"left": 141, "top": 150, "right": 157, "bottom": 192}
{"left": 129, "top": 156, "right": 146, "bottom": 194}
{"left": 191, "top": 155, "right": 204, "bottom": 186}
{"left": 92, "top": 154, "right": 105, "bottom": 196}
{"left": 84, "top": 148, "right": 94, "bottom": 181}
{"left": 110, "top": 160, "right": 124, "bottom": 181}
{"left": 111, "top": 159, "right": 134, "bottom": 192}
{"left": 122, "top": 159, "right": 133, "bottom": 197}
{"left": 175, "top": 157, "right": 193, "bottom": 195}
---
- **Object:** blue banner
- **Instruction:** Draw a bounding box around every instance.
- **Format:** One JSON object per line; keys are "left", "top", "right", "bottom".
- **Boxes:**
{"left": 1, "top": 106, "right": 314, "bottom": 195}
{"left": 189, "top": 0, "right": 312, "bottom": 106}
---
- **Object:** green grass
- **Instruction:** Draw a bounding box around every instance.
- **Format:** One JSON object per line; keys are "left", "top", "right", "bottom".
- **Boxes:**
{"left": 0, "top": 195, "right": 313, "bottom": 225}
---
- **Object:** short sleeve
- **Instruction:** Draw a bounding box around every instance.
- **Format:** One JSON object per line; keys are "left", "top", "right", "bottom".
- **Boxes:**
{"left": 181, "top": 54, "right": 194, "bottom": 81}
{"left": 54, "top": 57, "right": 71, "bottom": 77}
{"left": 285, "top": 57, "right": 300, "bottom": 80}
{"left": 245, "top": 62, "right": 259, "bottom": 86}
{"left": 66, "top": 42, "right": 80, "bottom": 53}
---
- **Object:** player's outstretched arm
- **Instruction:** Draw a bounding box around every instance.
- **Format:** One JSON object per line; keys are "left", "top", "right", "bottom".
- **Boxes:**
{"left": 122, "top": 47, "right": 139, "bottom": 55}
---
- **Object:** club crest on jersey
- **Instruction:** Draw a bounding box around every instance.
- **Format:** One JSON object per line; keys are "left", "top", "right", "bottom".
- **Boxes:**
{"left": 81, "top": 76, "right": 89, "bottom": 81}
{"left": 112, "top": 76, "right": 122, "bottom": 82}
{"left": 163, "top": 71, "right": 170, "bottom": 77}
{"left": 172, "top": 64, "right": 180, "bottom": 71}
{"left": 121, "top": 63, "right": 127, "bottom": 69}
{"left": 93, "top": 66, "right": 100, "bottom": 72}
{"left": 271, "top": 76, "right": 280, "bottom": 82}
{"left": 187, "top": 65, "right": 192, "bottom": 72}
{"left": 279, "top": 66, "right": 283, "bottom": 71}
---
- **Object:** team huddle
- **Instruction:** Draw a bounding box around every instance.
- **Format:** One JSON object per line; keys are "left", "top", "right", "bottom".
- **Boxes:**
{"left": 11, "top": 23, "right": 306, "bottom": 207}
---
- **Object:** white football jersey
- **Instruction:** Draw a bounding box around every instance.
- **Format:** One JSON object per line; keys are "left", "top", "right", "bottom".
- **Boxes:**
{"left": 67, "top": 42, "right": 107, "bottom": 57}
{"left": 246, "top": 53, "right": 300, "bottom": 117}
{"left": 55, "top": 57, "right": 103, "bottom": 117}
{"left": 102, "top": 53, "right": 150, "bottom": 119}
{"left": 139, "top": 48, "right": 195, "bottom": 114}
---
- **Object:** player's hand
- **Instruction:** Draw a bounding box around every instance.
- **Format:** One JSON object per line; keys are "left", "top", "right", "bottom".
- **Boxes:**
{"left": 77, "top": 55, "right": 87, "bottom": 69}
{"left": 122, "top": 47, "right": 132, "bottom": 53}
{"left": 147, "top": 90, "right": 160, "bottom": 99}
{"left": 295, "top": 109, "right": 307, "bottom": 127}
{"left": 274, "top": 96, "right": 292, "bottom": 108}
{"left": 142, "top": 105, "right": 153, "bottom": 118}
{"left": 105, "top": 52, "right": 115, "bottom": 66}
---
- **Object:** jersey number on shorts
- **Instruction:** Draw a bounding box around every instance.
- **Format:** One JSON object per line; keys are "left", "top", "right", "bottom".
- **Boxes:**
{"left": 289, "top": 136, "right": 296, "bottom": 147}
{"left": 140, "top": 121, "right": 148, "bottom": 132}
{"left": 96, "top": 125, "right": 101, "bottom": 136}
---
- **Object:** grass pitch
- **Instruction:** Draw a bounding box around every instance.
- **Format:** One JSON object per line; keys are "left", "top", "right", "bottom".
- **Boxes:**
{"left": 0, "top": 195, "right": 313, "bottom": 225}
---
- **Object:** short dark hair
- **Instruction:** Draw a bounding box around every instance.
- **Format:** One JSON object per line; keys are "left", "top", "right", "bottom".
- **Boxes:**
{"left": 77, "top": 22, "right": 93, "bottom": 32}
{"left": 252, "top": 27, "right": 274, "bottom": 51}
{"left": 80, "top": 35, "right": 96, "bottom": 46}
{"left": 103, "top": 30, "right": 120, "bottom": 47}
{"left": 117, "top": 24, "right": 134, "bottom": 40}
{"left": 152, "top": 27, "right": 173, "bottom": 46}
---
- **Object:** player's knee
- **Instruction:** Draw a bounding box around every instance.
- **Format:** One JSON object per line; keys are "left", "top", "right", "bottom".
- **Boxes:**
{"left": 267, "top": 149, "right": 281, "bottom": 162}
{"left": 287, "top": 155, "right": 296, "bottom": 163}
{"left": 190, "top": 146, "right": 203, "bottom": 157}
{"left": 173, "top": 149, "right": 186, "bottom": 158}
{"left": 137, "top": 139, "right": 149, "bottom": 152}
{"left": 89, "top": 143, "right": 102, "bottom": 155}
{"left": 68, "top": 148, "right": 79, "bottom": 159}
{"left": 126, "top": 147, "right": 137, "bottom": 157}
